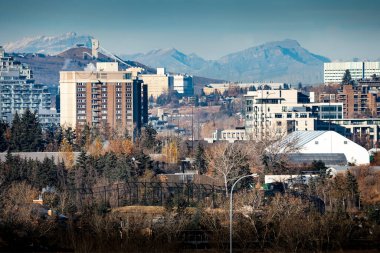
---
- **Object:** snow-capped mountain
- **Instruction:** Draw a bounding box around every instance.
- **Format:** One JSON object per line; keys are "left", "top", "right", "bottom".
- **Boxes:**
{"left": 4, "top": 32, "right": 93, "bottom": 55}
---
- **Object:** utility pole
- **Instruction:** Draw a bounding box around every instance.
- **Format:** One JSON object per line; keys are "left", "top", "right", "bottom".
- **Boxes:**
{"left": 191, "top": 101, "right": 194, "bottom": 153}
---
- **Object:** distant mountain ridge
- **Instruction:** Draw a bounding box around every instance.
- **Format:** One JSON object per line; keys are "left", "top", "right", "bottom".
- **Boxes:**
{"left": 4, "top": 32, "right": 93, "bottom": 55}
{"left": 4, "top": 33, "right": 331, "bottom": 83}
{"left": 123, "top": 39, "right": 331, "bottom": 84}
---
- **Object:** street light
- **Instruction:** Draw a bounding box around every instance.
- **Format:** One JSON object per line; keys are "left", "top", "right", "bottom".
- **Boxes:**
{"left": 230, "top": 173, "right": 259, "bottom": 253}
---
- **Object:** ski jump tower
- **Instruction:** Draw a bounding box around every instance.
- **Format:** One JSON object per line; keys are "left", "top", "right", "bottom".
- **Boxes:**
{"left": 91, "top": 39, "right": 99, "bottom": 59}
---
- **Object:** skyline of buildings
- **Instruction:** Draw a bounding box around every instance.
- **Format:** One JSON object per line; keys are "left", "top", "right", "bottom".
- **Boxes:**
{"left": 1, "top": 40, "right": 380, "bottom": 151}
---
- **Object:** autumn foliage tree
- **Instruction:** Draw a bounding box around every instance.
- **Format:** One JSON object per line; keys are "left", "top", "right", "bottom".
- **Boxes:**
{"left": 59, "top": 137, "right": 74, "bottom": 169}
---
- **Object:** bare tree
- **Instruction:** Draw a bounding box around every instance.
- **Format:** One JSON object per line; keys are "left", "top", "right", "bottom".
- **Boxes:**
{"left": 246, "top": 127, "right": 301, "bottom": 174}
{"left": 206, "top": 142, "right": 251, "bottom": 196}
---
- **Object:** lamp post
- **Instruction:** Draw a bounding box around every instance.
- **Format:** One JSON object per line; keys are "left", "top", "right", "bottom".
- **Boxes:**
{"left": 230, "top": 173, "right": 258, "bottom": 253}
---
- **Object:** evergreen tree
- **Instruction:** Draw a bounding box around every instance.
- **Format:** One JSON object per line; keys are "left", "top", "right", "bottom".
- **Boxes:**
{"left": 20, "top": 109, "right": 43, "bottom": 151}
{"left": 0, "top": 120, "right": 9, "bottom": 152}
{"left": 103, "top": 152, "right": 118, "bottom": 181}
{"left": 78, "top": 123, "right": 91, "bottom": 148}
{"left": 36, "top": 157, "right": 58, "bottom": 189}
{"left": 342, "top": 69, "right": 352, "bottom": 85}
{"left": 140, "top": 124, "right": 157, "bottom": 150}
{"left": 76, "top": 150, "right": 88, "bottom": 170}
{"left": 346, "top": 170, "right": 360, "bottom": 207}
{"left": 63, "top": 127, "right": 76, "bottom": 146}
{"left": 9, "top": 112, "right": 23, "bottom": 151}
{"left": 74, "top": 150, "right": 88, "bottom": 189}
{"left": 194, "top": 144, "right": 208, "bottom": 174}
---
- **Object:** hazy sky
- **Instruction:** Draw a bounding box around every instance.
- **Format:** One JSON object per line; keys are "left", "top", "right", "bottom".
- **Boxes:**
{"left": 1, "top": 0, "right": 379, "bottom": 60}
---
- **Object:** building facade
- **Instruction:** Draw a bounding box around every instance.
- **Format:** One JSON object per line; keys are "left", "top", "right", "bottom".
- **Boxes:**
{"left": 315, "top": 118, "right": 380, "bottom": 147}
{"left": 170, "top": 74, "right": 194, "bottom": 97}
{"left": 140, "top": 68, "right": 170, "bottom": 99}
{"left": 203, "top": 82, "right": 287, "bottom": 95}
{"left": 60, "top": 62, "right": 148, "bottom": 137}
{"left": 244, "top": 90, "right": 343, "bottom": 138}
{"left": 0, "top": 46, "right": 53, "bottom": 124}
{"left": 205, "top": 128, "right": 247, "bottom": 143}
{"left": 281, "top": 131, "right": 370, "bottom": 165}
{"left": 324, "top": 62, "right": 380, "bottom": 83}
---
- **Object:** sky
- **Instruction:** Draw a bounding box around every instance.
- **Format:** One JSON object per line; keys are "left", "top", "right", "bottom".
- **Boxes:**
{"left": 0, "top": 0, "right": 379, "bottom": 60}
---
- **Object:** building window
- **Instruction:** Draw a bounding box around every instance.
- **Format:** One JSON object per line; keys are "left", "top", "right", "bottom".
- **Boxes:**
{"left": 275, "top": 113, "right": 282, "bottom": 118}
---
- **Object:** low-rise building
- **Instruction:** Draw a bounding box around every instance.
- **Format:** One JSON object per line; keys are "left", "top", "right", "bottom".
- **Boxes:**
{"left": 280, "top": 131, "right": 370, "bottom": 165}
{"left": 315, "top": 118, "right": 380, "bottom": 146}
{"left": 203, "top": 82, "right": 287, "bottom": 95}
{"left": 205, "top": 128, "right": 247, "bottom": 143}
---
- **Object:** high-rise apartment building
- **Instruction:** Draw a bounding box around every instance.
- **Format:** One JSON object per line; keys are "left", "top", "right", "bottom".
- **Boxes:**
{"left": 324, "top": 62, "right": 380, "bottom": 83}
{"left": 60, "top": 62, "right": 148, "bottom": 137}
{"left": 0, "top": 46, "right": 52, "bottom": 123}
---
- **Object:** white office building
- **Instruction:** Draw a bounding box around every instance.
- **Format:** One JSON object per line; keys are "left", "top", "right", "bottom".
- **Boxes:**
{"left": 244, "top": 89, "right": 343, "bottom": 138}
{"left": 170, "top": 74, "right": 193, "bottom": 97}
{"left": 324, "top": 62, "right": 380, "bottom": 83}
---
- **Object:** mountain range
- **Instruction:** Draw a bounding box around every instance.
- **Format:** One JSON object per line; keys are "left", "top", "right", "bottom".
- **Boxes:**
{"left": 4, "top": 33, "right": 333, "bottom": 84}
{"left": 3, "top": 32, "right": 93, "bottom": 55}
{"left": 123, "top": 39, "right": 330, "bottom": 84}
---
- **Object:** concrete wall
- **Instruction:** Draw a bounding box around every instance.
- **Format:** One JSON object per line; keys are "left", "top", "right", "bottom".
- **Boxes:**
{"left": 0, "top": 152, "right": 80, "bottom": 164}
